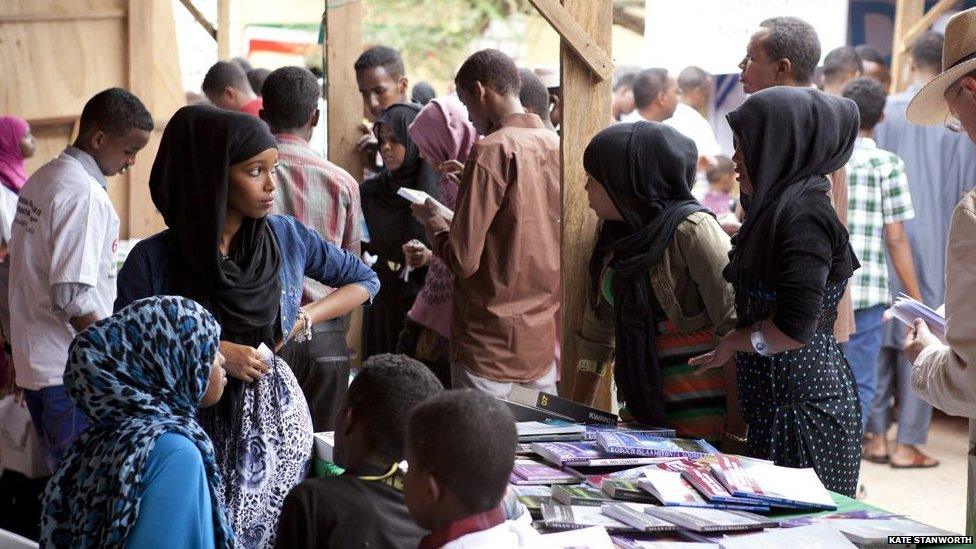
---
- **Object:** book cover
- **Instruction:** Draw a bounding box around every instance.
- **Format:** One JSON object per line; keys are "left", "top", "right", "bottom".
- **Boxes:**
{"left": 601, "top": 480, "right": 658, "bottom": 503}
{"left": 551, "top": 484, "right": 610, "bottom": 506}
{"left": 643, "top": 506, "right": 777, "bottom": 533}
{"left": 637, "top": 470, "right": 770, "bottom": 512}
{"left": 498, "top": 397, "right": 575, "bottom": 423}
{"left": 508, "top": 385, "right": 618, "bottom": 425}
{"left": 600, "top": 503, "right": 679, "bottom": 533}
{"left": 540, "top": 502, "right": 637, "bottom": 533}
{"left": 658, "top": 461, "right": 770, "bottom": 507}
{"left": 596, "top": 432, "right": 719, "bottom": 459}
{"left": 532, "top": 442, "right": 670, "bottom": 467}
{"left": 583, "top": 424, "right": 676, "bottom": 441}
{"left": 709, "top": 458, "right": 837, "bottom": 511}
{"left": 510, "top": 458, "right": 580, "bottom": 485}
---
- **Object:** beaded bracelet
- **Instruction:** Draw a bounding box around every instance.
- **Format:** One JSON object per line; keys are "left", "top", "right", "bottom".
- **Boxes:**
{"left": 295, "top": 308, "right": 313, "bottom": 343}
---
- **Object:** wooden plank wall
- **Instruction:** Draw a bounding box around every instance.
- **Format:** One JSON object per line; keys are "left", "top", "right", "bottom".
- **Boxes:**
{"left": 0, "top": 0, "right": 184, "bottom": 239}
{"left": 558, "top": 0, "right": 613, "bottom": 409}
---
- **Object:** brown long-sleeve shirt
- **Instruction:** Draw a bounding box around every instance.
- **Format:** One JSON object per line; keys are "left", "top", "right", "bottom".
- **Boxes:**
{"left": 429, "top": 113, "right": 560, "bottom": 382}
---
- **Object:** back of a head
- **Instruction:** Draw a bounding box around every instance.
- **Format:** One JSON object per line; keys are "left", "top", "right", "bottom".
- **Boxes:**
{"left": 823, "top": 46, "right": 864, "bottom": 81}
{"left": 855, "top": 44, "right": 887, "bottom": 67}
{"left": 677, "top": 66, "right": 710, "bottom": 93}
{"left": 202, "top": 61, "right": 253, "bottom": 96}
{"left": 354, "top": 45, "right": 405, "bottom": 79}
{"left": 759, "top": 16, "right": 821, "bottom": 85}
{"left": 518, "top": 68, "right": 551, "bottom": 119}
{"left": 706, "top": 155, "right": 735, "bottom": 184}
{"left": 407, "top": 390, "right": 517, "bottom": 514}
{"left": 347, "top": 354, "right": 443, "bottom": 462}
{"left": 912, "top": 31, "right": 945, "bottom": 74}
{"left": 248, "top": 68, "right": 272, "bottom": 96}
{"left": 455, "top": 49, "right": 521, "bottom": 96}
{"left": 632, "top": 68, "right": 669, "bottom": 110}
{"left": 411, "top": 82, "right": 437, "bottom": 105}
{"left": 231, "top": 56, "right": 254, "bottom": 73}
{"left": 614, "top": 72, "right": 637, "bottom": 92}
{"left": 261, "top": 66, "right": 321, "bottom": 130}
{"left": 842, "top": 77, "right": 887, "bottom": 131}
{"left": 79, "top": 87, "right": 153, "bottom": 139}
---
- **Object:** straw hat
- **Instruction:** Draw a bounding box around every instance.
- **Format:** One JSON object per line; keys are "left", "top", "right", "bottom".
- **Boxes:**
{"left": 907, "top": 7, "right": 976, "bottom": 124}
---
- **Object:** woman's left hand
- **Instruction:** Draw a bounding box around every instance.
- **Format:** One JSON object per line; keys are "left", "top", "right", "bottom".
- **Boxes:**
{"left": 689, "top": 337, "right": 735, "bottom": 374}
{"left": 276, "top": 308, "right": 309, "bottom": 351}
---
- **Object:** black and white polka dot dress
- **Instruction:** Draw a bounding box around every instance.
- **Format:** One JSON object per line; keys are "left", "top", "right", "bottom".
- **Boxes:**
{"left": 735, "top": 281, "right": 862, "bottom": 497}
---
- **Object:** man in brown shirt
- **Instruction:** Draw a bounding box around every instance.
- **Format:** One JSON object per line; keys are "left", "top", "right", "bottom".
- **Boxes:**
{"left": 412, "top": 49, "right": 561, "bottom": 396}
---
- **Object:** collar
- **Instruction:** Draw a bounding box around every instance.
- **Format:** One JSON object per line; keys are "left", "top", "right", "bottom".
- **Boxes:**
{"left": 64, "top": 146, "right": 109, "bottom": 188}
{"left": 419, "top": 506, "right": 507, "bottom": 549}
{"left": 274, "top": 133, "right": 312, "bottom": 148}
{"left": 854, "top": 136, "right": 877, "bottom": 150}
{"left": 490, "top": 112, "right": 546, "bottom": 134}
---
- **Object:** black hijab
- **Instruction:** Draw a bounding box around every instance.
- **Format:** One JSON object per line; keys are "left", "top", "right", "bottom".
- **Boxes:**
{"left": 361, "top": 103, "right": 441, "bottom": 261}
{"left": 724, "top": 87, "right": 858, "bottom": 288}
{"left": 584, "top": 122, "right": 710, "bottom": 427}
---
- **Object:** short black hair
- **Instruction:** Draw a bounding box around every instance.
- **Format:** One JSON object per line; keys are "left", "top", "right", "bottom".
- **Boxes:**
{"left": 518, "top": 68, "right": 550, "bottom": 119}
{"left": 843, "top": 76, "right": 887, "bottom": 130}
{"left": 823, "top": 46, "right": 864, "bottom": 82}
{"left": 247, "top": 68, "right": 271, "bottom": 96}
{"left": 347, "top": 354, "right": 443, "bottom": 462}
{"left": 78, "top": 88, "right": 153, "bottom": 138}
{"left": 231, "top": 56, "right": 253, "bottom": 73}
{"left": 855, "top": 44, "right": 887, "bottom": 66}
{"left": 678, "top": 66, "right": 710, "bottom": 93}
{"left": 632, "top": 68, "right": 670, "bottom": 110}
{"left": 261, "top": 66, "right": 321, "bottom": 130}
{"left": 759, "top": 16, "right": 821, "bottom": 85}
{"left": 202, "top": 61, "right": 252, "bottom": 95}
{"left": 706, "top": 155, "right": 735, "bottom": 184}
{"left": 411, "top": 81, "right": 436, "bottom": 105}
{"left": 354, "top": 45, "right": 405, "bottom": 79}
{"left": 455, "top": 49, "right": 521, "bottom": 96}
{"left": 614, "top": 72, "right": 636, "bottom": 92}
{"left": 912, "top": 31, "right": 944, "bottom": 73}
{"left": 407, "top": 390, "right": 516, "bottom": 514}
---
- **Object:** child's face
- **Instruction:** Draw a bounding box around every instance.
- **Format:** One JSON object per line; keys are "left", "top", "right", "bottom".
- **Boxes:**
{"left": 456, "top": 83, "right": 491, "bottom": 135}
{"left": 90, "top": 127, "right": 152, "bottom": 176}
{"left": 357, "top": 67, "right": 408, "bottom": 122}
{"left": 227, "top": 147, "right": 279, "bottom": 219}
{"left": 403, "top": 445, "right": 435, "bottom": 530}
{"left": 19, "top": 130, "right": 35, "bottom": 159}
{"left": 377, "top": 124, "right": 407, "bottom": 171}
{"left": 584, "top": 175, "right": 623, "bottom": 221}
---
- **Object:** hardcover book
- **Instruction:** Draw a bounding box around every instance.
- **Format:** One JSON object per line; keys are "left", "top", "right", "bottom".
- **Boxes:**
{"left": 596, "top": 432, "right": 719, "bottom": 459}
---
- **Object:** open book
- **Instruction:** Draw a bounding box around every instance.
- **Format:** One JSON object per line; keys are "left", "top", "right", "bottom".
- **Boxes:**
{"left": 396, "top": 187, "right": 454, "bottom": 222}
{"left": 886, "top": 294, "right": 946, "bottom": 343}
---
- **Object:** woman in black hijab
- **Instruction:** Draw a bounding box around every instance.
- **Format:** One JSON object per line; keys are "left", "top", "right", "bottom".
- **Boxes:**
{"left": 691, "top": 87, "right": 862, "bottom": 496}
{"left": 573, "top": 122, "right": 740, "bottom": 444}
{"left": 116, "top": 105, "right": 379, "bottom": 548}
{"left": 360, "top": 103, "right": 440, "bottom": 358}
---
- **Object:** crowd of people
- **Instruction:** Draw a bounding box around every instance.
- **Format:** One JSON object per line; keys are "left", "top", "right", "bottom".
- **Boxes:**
{"left": 1, "top": 6, "right": 976, "bottom": 548}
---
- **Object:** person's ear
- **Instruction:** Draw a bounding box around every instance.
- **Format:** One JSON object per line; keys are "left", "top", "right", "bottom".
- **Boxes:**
{"left": 310, "top": 109, "right": 321, "bottom": 129}
{"left": 775, "top": 58, "right": 792, "bottom": 82}
{"left": 474, "top": 80, "right": 487, "bottom": 104}
{"left": 89, "top": 130, "right": 107, "bottom": 151}
{"left": 223, "top": 86, "right": 237, "bottom": 104}
{"left": 425, "top": 471, "right": 442, "bottom": 504}
{"left": 961, "top": 76, "right": 976, "bottom": 95}
{"left": 399, "top": 76, "right": 409, "bottom": 96}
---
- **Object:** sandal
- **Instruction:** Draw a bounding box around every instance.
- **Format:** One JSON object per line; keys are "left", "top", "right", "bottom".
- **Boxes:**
{"left": 862, "top": 453, "right": 890, "bottom": 464}
{"left": 890, "top": 453, "right": 939, "bottom": 469}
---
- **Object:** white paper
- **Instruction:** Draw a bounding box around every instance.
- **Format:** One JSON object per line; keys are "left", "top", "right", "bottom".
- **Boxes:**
{"left": 886, "top": 294, "right": 947, "bottom": 343}
{"left": 396, "top": 187, "right": 455, "bottom": 222}
{"left": 256, "top": 343, "right": 274, "bottom": 369}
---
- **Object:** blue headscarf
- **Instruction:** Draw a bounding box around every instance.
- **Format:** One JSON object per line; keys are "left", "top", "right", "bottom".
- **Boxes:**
{"left": 40, "top": 296, "right": 233, "bottom": 548}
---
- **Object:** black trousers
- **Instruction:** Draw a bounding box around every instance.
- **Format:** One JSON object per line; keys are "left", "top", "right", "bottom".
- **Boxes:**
{"left": 279, "top": 316, "right": 351, "bottom": 432}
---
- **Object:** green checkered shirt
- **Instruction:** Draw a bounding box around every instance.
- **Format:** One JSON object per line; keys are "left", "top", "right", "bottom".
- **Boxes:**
{"left": 847, "top": 137, "right": 914, "bottom": 310}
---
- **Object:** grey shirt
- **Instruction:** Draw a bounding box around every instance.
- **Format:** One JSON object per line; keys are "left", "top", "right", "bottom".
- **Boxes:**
{"left": 875, "top": 85, "right": 976, "bottom": 348}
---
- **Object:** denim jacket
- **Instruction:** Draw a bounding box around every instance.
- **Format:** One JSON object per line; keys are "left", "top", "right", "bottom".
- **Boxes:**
{"left": 115, "top": 215, "right": 379, "bottom": 343}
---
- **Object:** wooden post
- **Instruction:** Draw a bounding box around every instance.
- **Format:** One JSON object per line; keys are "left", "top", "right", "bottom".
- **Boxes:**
{"left": 125, "top": 0, "right": 153, "bottom": 239}
{"left": 890, "top": 0, "right": 925, "bottom": 93}
{"left": 558, "top": 0, "right": 613, "bottom": 408}
{"left": 217, "top": 0, "right": 231, "bottom": 59}
{"left": 324, "top": 0, "right": 366, "bottom": 366}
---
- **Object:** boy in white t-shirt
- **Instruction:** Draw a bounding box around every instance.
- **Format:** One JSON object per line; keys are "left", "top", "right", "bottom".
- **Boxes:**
{"left": 9, "top": 88, "right": 152, "bottom": 470}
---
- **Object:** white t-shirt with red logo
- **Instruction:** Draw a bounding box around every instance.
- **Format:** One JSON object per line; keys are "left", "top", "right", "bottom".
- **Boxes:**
{"left": 9, "top": 151, "right": 120, "bottom": 390}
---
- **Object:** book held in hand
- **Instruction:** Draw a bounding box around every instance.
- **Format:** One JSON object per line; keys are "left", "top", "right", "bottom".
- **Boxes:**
{"left": 642, "top": 506, "right": 778, "bottom": 533}
{"left": 600, "top": 503, "right": 680, "bottom": 533}
{"left": 596, "top": 432, "right": 720, "bottom": 459}
{"left": 886, "top": 293, "right": 946, "bottom": 342}
{"left": 395, "top": 187, "right": 454, "bottom": 222}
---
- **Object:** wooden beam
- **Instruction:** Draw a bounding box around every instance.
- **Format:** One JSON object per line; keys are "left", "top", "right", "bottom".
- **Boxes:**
{"left": 529, "top": 0, "right": 614, "bottom": 82}
{"left": 612, "top": 0, "right": 643, "bottom": 35}
{"left": 890, "top": 0, "right": 925, "bottom": 93}
{"left": 177, "top": 0, "right": 217, "bottom": 40}
{"left": 217, "top": 0, "right": 231, "bottom": 59}
{"left": 901, "top": 0, "right": 959, "bottom": 54}
{"left": 126, "top": 0, "right": 154, "bottom": 240}
{"left": 0, "top": 11, "right": 125, "bottom": 24}
{"left": 558, "top": 0, "right": 613, "bottom": 408}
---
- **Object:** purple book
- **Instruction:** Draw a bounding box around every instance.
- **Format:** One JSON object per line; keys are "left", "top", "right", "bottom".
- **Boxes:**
{"left": 596, "top": 432, "right": 719, "bottom": 459}
{"left": 531, "top": 441, "right": 670, "bottom": 467}
{"left": 510, "top": 459, "right": 580, "bottom": 485}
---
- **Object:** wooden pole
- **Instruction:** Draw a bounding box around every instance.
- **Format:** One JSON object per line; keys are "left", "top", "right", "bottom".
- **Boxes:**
{"left": 558, "top": 0, "right": 613, "bottom": 409}
{"left": 125, "top": 0, "right": 153, "bottom": 239}
{"left": 177, "top": 0, "right": 217, "bottom": 40}
{"left": 217, "top": 0, "right": 231, "bottom": 59}
{"left": 900, "top": 0, "right": 959, "bottom": 56}
{"left": 890, "top": 0, "right": 925, "bottom": 94}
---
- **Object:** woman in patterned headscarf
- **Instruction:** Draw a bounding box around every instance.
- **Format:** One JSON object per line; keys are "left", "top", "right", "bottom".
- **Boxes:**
{"left": 41, "top": 296, "right": 231, "bottom": 548}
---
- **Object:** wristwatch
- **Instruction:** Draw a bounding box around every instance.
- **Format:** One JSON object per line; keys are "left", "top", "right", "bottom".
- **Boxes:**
{"left": 750, "top": 323, "right": 774, "bottom": 357}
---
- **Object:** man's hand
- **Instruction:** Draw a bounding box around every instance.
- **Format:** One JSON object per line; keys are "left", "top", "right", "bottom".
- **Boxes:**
{"left": 356, "top": 122, "right": 378, "bottom": 152}
{"left": 219, "top": 341, "right": 269, "bottom": 383}
{"left": 402, "top": 240, "right": 432, "bottom": 268}
{"left": 905, "top": 318, "right": 942, "bottom": 364}
{"left": 411, "top": 199, "right": 449, "bottom": 234}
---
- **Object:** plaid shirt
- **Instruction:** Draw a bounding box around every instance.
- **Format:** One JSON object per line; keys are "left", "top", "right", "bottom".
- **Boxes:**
{"left": 272, "top": 133, "right": 362, "bottom": 302}
{"left": 847, "top": 137, "right": 914, "bottom": 310}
